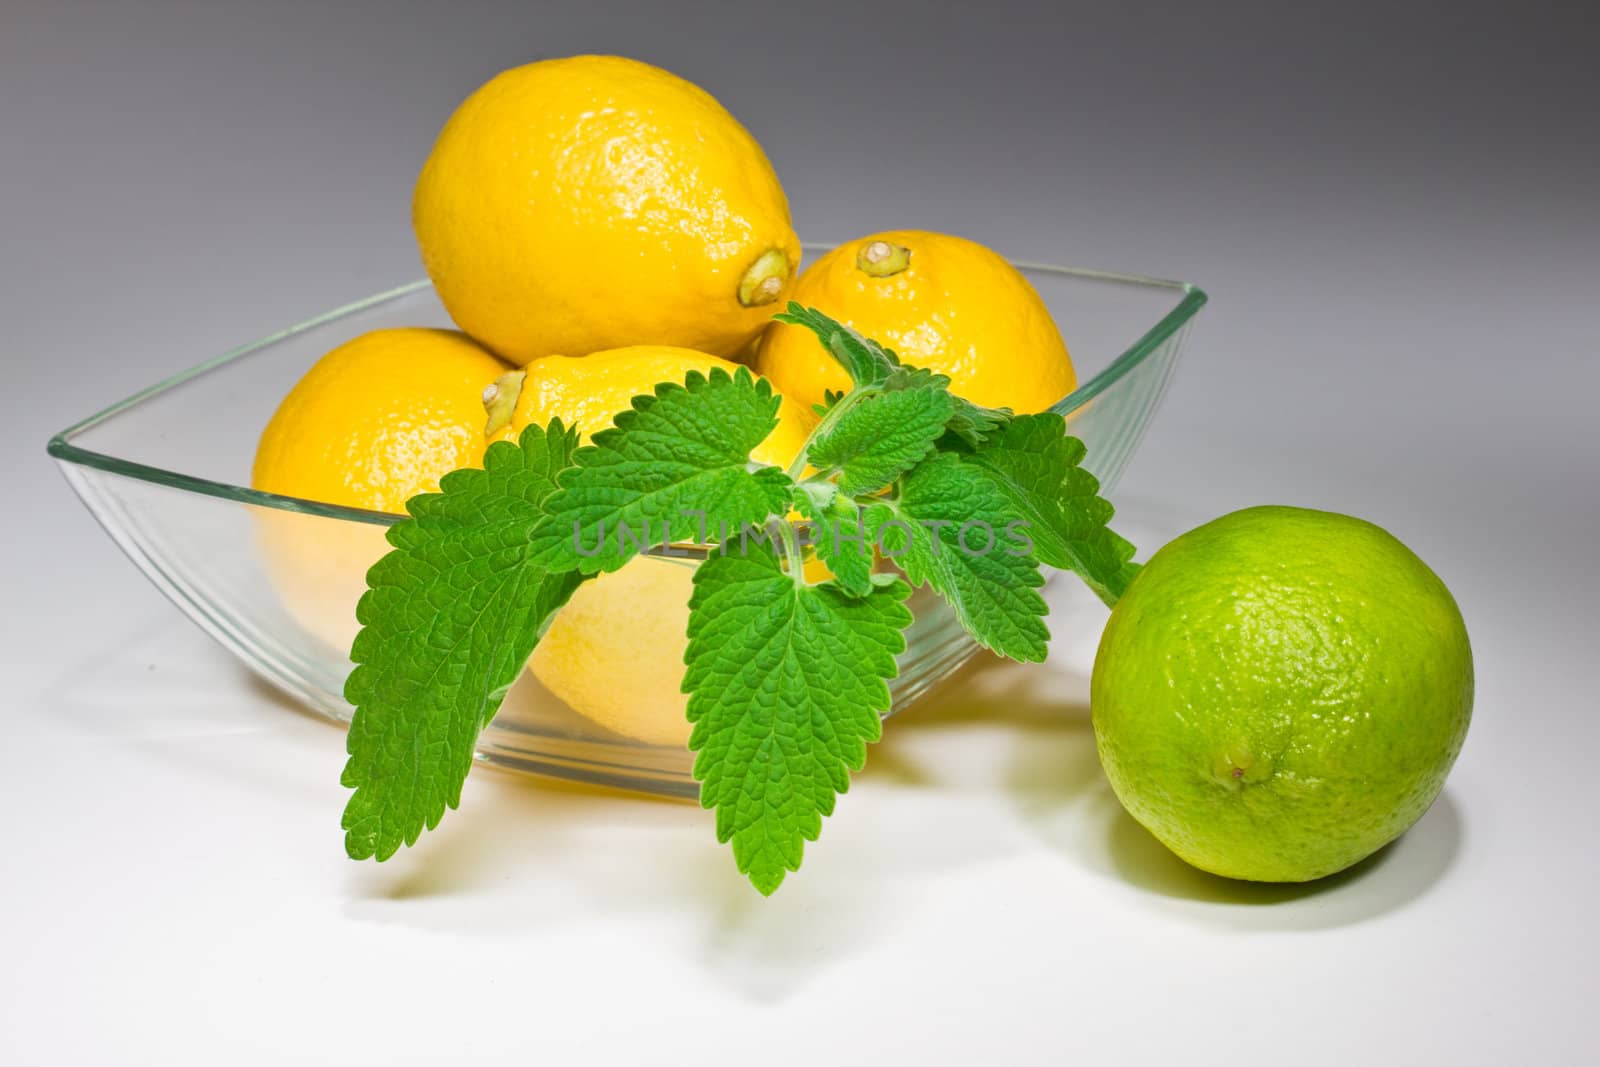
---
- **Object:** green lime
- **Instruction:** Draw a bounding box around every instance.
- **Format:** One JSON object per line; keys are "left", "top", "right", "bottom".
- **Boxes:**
{"left": 1091, "top": 506, "right": 1472, "bottom": 882}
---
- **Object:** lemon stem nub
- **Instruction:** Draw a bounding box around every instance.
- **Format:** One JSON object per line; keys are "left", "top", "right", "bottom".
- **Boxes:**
{"left": 483, "top": 369, "right": 526, "bottom": 437}
{"left": 738, "top": 249, "right": 791, "bottom": 307}
{"left": 856, "top": 240, "right": 911, "bottom": 277}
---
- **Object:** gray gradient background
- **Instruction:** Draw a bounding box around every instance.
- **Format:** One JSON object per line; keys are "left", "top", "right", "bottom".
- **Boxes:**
{"left": 2, "top": 2, "right": 1596, "bottom": 1064}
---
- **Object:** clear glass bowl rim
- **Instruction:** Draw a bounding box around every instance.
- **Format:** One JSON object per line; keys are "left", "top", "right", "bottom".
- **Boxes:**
{"left": 47, "top": 250, "right": 1207, "bottom": 529}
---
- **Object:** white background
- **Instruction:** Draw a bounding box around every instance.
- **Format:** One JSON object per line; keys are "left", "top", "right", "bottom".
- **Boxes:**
{"left": 3, "top": 2, "right": 1596, "bottom": 1064}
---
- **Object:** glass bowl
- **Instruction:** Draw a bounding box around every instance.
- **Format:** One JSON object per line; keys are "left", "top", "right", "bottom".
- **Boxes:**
{"left": 49, "top": 255, "right": 1206, "bottom": 797}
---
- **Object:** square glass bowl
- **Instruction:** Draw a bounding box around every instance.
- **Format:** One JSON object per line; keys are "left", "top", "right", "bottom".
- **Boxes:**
{"left": 50, "top": 256, "right": 1205, "bottom": 797}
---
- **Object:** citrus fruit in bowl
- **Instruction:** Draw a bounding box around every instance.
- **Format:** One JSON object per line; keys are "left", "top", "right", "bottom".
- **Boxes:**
{"left": 488, "top": 345, "right": 812, "bottom": 747}
{"left": 413, "top": 55, "right": 800, "bottom": 364}
{"left": 249, "top": 327, "right": 509, "bottom": 650}
{"left": 46, "top": 47, "right": 1211, "bottom": 801}
{"left": 756, "top": 230, "right": 1077, "bottom": 416}
{"left": 50, "top": 263, "right": 1203, "bottom": 794}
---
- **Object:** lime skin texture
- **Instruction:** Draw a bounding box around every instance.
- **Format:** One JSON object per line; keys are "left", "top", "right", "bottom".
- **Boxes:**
{"left": 1091, "top": 506, "right": 1473, "bottom": 882}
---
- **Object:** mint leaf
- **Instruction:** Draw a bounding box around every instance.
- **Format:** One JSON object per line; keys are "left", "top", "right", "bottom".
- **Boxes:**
{"left": 773, "top": 303, "right": 896, "bottom": 388}
{"left": 337, "top": 314, "right": 1135, "bottom": 896}
{"left": 794, "top": 483, "right": 875, "bottom": 597}
{"left": 685, "top": 543, "right": 913, "bottom": 894}
{"left": 939, "top": 399, "right": 1011, "bottom": 451}
{"left": 960, "top": 413, "right": 1139, "bottom": 605}
{"left": 808, "top": 385, "right": 954, "bottom": 495}
{"left": 341, "top": 422, "right": 586, "bottom": 861}
{"left": 811, "top": 388, "right": 847, "bottom": 419}
{"left": 534, "top": 367, "right": 793, "bottom": 573}
{"left": 866, "top": 452, "right": 1049, "bottom": 662}
{"left": 774, "top": 305, "right": 1009, "bottom": 446}
{"left": 878, "top": 366, "right": 1010, "bottom": 450}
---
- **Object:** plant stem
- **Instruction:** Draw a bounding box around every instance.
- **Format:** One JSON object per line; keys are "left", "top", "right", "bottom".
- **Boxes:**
{"left": 774, "top": 517, "right": 806, "bottom": 588}
{"left": 786, "top": 385, "right": 874, "bottom": 481}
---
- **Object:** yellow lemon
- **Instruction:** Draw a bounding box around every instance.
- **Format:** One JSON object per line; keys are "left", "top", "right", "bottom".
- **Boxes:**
{"left": 529, "top": 558, "right": 701, "bottom": 747}
{"left": 488, "top": 344, "right": 810, "bottom": 465}
{"left": 414, "top": 55, "right": 800, "bottom": 365}
{"left": 493, "top": 345, "right": 810, "bottom": 746}
{"left": 756, "top": 230, "right": 1077, "bottom": 415}
{"left": 252, "top": 328, "right": 509, "bottom": 650}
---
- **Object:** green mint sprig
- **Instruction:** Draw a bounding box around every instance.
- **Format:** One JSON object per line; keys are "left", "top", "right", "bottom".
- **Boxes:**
{"left": 864, "top": 452, "right": 1050, "bottom": 662}
{"left": 530, "top": 367, "right": 793, "bottom": 573}
{"left": 805, "top": 379, "right": 954, "bottom": 496}
{"left": 341, "top": 421, "right": 587, "bottom": 860}
{"left": 339, "top": 305, "right": 1137, "bottom": 893}
{"left": 685, "top": 544, "right": 912, "bottom": 894}
{"left": 956, "top": 413, "right": 1139, "bottom": 606}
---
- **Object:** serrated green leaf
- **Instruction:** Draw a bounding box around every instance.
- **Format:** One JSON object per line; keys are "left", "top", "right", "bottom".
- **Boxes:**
{"left": 341, "top": 422, "right": 586, "bottom": 862}
{"left": 533, "top": 367, "right": 793, "bottom": 573}
{"left": 811, "top": 387, "right": 847, "bottom": 420}
{"left": 685, "top": 544, "right": 913, "bottom": 894}
{"left": 794, "top": 485, "right": 875, "bottom": 597}
{"left": 773, "top": 303, "right": 897, "bottom": 388}
{"left": 808, "top": 385, "right": 954, "bottom": 495}
{"left": 876, "top": 366, "right": 1010, "bottom": 449}
{"left": 960, "top": 412, "right": 1139, "bottom": 605}
{"left": 865, "top": 452, "right": 1049, "bottom": 661}
{"left": 775, "top": 305, "right": 1009, "bottom": 446}
{"left": 941, "top": 400, "right": 1011, "bottom": 450}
